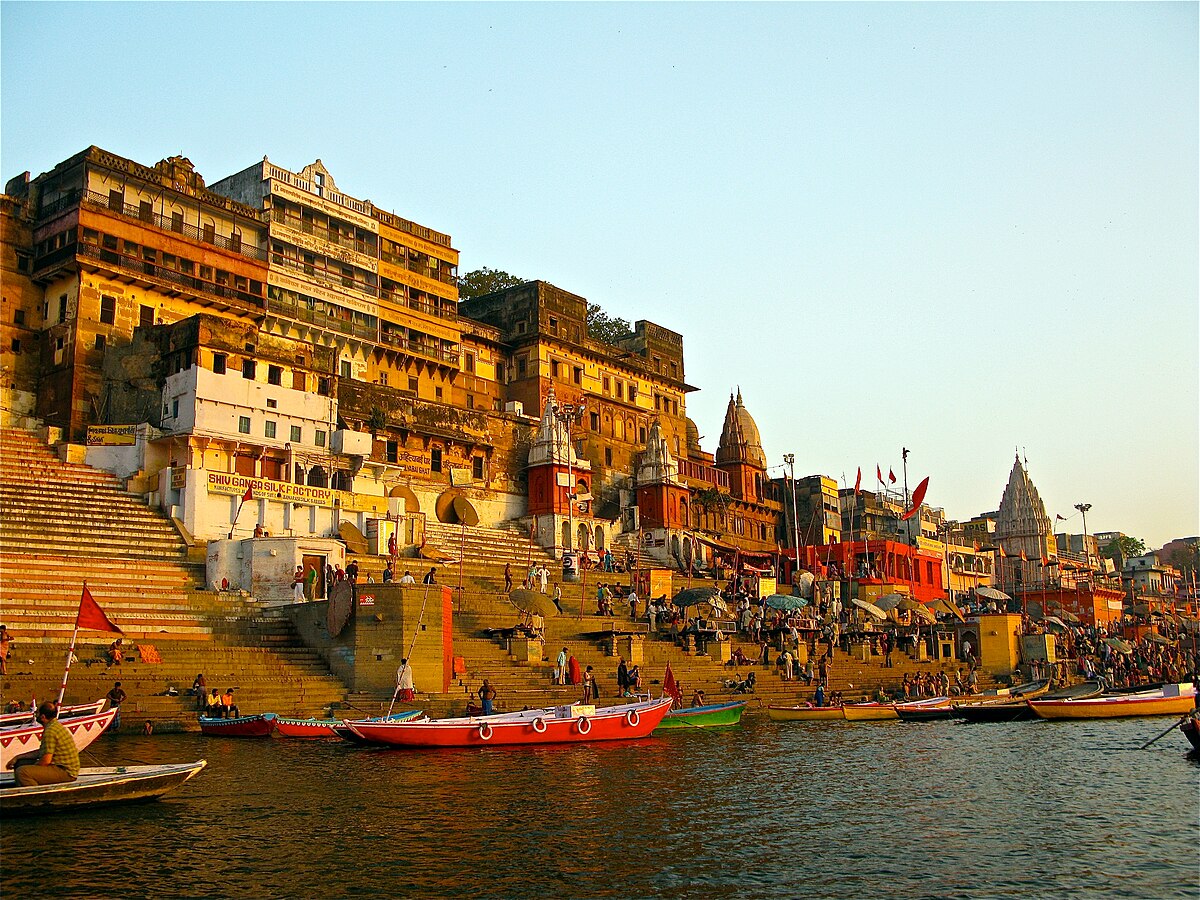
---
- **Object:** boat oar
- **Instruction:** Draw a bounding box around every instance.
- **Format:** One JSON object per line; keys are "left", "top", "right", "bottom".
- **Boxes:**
{"left": 1140, "top": 717, "right": 1184, "bottom": 750}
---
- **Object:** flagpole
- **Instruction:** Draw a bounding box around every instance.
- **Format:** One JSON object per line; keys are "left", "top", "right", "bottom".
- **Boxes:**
{"left": 56, "top": 580, "right": 88, "bottom": 707}
{"left": 229, "top": 486, "right": 254, "bottom": 540}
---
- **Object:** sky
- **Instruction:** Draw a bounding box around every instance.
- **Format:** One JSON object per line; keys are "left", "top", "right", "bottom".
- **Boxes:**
{"left": 2, "top": 2, "right": 1196, "bottom": 548}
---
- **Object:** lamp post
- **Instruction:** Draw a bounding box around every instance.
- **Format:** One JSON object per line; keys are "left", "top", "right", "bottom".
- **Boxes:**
{"left": 552, "top": 397, "right": 587, "bottom": 559}
{"left": 783, "top": 454, "right": 801, "bottom": 582}
{"left": 1074, "top": 502, "right": 1092, "bottom": 570}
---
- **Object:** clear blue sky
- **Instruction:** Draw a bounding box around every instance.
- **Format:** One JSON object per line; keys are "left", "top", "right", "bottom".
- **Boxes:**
{"left": 3, "top": 2, "right": 1196, "bottom": 547}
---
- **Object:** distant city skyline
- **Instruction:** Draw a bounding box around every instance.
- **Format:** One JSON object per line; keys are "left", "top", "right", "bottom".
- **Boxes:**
{"left": 2, "top": 2, "right": 1195, "bottom": 547}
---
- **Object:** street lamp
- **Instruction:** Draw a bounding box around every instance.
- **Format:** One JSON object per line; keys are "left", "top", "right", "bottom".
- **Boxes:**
{"left": 552, "top": 397, "right": 587, "bottom": 557}
{"left": 1074, "top": 502, "right": 1092, "bottom": 569}
{"left": 783, "top": 454, "right": 801, "bottom": 579}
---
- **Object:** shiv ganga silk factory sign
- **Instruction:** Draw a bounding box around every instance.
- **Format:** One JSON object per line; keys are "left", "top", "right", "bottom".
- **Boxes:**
{"left": 204, "top": 472, "right": 384, "bottom": 513}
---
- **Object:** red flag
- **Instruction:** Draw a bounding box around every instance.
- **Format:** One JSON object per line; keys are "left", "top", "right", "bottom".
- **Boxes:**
{"left": 854, "top": 467, "right": 862, "bottom": 496}
{"left": 662, "top": 663, "right": 683, "bottom": 709}
{"left": 242, "top": 485, "right": 254, "bottom": 503}
{"left": 901, "top": 476, "right": 929, "bottom": 520}
{"left": 1041, "top": 555, "right": 1050, "bottom": 567}
{"left": 876, "top": 465, "right": 883, "bottom": 484}
{"left": 1055, "top": 514, "right": 1065, "bottom": 521}
{"left": 888, "top": 469, "right": 896, "bottom": 484}
{"left": 76, "top": 586, "right": 123, "bottom": 634}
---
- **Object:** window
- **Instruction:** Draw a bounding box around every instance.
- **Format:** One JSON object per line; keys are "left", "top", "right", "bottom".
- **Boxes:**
{"left": 292, "top": 370, "right": 306, "bottom": 391}
{"left": 99, "top": 295, "right": 116, "bottom": 325}
{"left": 517, "top": 357, "right": 527, "bottom": 377}
{"left": 139, "top": 200, "right": 153, "bottom": 222}
{"left": 435, "top": 386, "right": 443, "bottom": 401}
{"left": 13, "top": 309, "right": 24, "bottom": 326}
{"left": 139, "top": 305, "right": 155, "bottom": 328}
{"left": 202, "top": 223, "right": 215, "bottom": 243}
{"left": 386, "top": 440, "right": 398, "bottom": 463}
{"left": 290, "top": 425, "right": 302, "bottom": 443}
{"left": 604, "top": 447, "right": 613, "bottom": 466}
{"left": 464, "top": 353, "right": 475, "bottom": 373}
{"left": 266, "top": 399, "right": 277, "bottom": 409}
{"left": 573, "top": 366, "right": 582, "bottom": 385}
{"left": 242, "top": 359, "right": 256, "bottom": 379}
{"left": 315, "top": 430, "right": 326, "bottom": 448}
{"left": 430, "top": 447, "right": 442, "bottom": 472}
{"left": 408, "top": 376, "right": 418, "bottom": 393}
{"left": 639, "top": 427, "right": 646, "bottom": 443}
{"left": 108, "top": 189, "right": 124, "bottom": 210}
{"left": 551, "top": 360, "right": 560, "bottom": 378}
{"left": 268, "top": 365, "right": 282, "bottom": 386}
{"left": 590, "top": 412, "right": 599, "bottom": 431}
{"left": 616, "top": 382, "right": 623, "bottom": 400}
{"left": 10, "top": 339, "right": 20, "bottom": 353}
{"left": 472, "top": 456, "right": 484, "bottom": 480}
{"left": 317, "top": 377, "right": 330, "bottom": 396}
{"left": 172, "top": 399, "right": 180, "bottom": 418}
{"left": 466, "top": 395, "right": 474, "bottom": 409}
{"left": 602, "top": 376, "right": 610, "bottom": 393}
{"left": 238, "top": 416, "right": 251, "bottom": 434}
{"left": 378, "top": 373, "right": 388, "bottom": 386}
{"left": 340, "top": 360, "right": 352, "bottom": 379}
{"left": 548, "top": 316, "right": 558, "bottom": 332}
{"left": 213, "top": 353, "right": 227, "bottom": 374}
{"left": 265, "top": 421, "right": 277, "bottom": 439}
{"left": 94, "top": 335, "right": 105, "bottom": 351}
{"left": 171, "top": 211, "right": 184, "bottom": 233}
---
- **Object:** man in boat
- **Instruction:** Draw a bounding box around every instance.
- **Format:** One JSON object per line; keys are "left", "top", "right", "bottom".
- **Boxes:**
{"left": 106, "top": 681, "right": 127, "bottom": 732}
{"left": 221, "top": 688, "right": 239, "bottom": 719}
{"left": 206, "top": 688, "right": 223, "bottom": 717}
{"left": 691, "top": 689, "right": 706, "bottom": 707}
{"left": 396, "top": 658, "right": 416, "bottom": 702}
{"left": 10, "top": 702, "right": 80, "bottom": 786}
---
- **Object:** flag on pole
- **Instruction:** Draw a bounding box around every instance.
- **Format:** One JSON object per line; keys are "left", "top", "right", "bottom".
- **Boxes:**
{"left": 854, "top": 467, "right": 862, "bottom": 496}
{"left": 901, "top": 476, "right": 929, "bottom": 521}
{"left": 242, "top": 485, "right": 254, "bottom": 503}
{"left": 76, "top": 586, "right": 123, "bottom": 634}
{"left": 888, "top": 469, "right": 896, "bottom": 484}
{"left": 662, "top": 663, "right": 683, "bottom": 709}
{"left": 876, "top": 465, "right": 883, "bottom": 484}
{"left": 1055, "top": 514, "right": 1065, "bottom": 521}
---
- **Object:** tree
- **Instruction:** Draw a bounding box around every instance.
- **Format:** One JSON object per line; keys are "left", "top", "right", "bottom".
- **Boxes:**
{"left": 1100, "top": 535, "right": 1146, "bottom": 567}
{"left": 457, "top": 267, "right": 524, "bottom": 301}
{"left": 587, "top": 302, "right": 632, "bottom": 346}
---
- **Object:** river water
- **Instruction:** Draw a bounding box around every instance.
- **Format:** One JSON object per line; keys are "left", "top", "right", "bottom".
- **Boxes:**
{"left": 3, "top": 715, "right": 1197, "bottom": 899}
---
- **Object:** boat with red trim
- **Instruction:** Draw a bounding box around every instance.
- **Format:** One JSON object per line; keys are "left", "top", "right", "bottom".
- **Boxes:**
{"left": 342, "top": 698, "right": 671, "bottom": 748}
{"left": 275, "top": 710, "right": 423, "bottom": 739}
{"left": 0, "top": 708, "right": 118, "bottom": 771}
{"left": 0, "top": 699, "right": 106, "bottom": 728}
{"left": 198, "top": 713, "right": 277, "bottom": 737}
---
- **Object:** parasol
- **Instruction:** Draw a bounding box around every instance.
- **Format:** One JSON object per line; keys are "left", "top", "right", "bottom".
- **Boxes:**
{"left": 896, "top": 597, "right": 924, "bottom": 612}
{"left": 764, "top": 593, "right": 808, "bottom": 611}
{"left": 508, "top": 589, "right": 558, "bottom": 618}
{"left": 909, "top": 604, "right": 936, "bottom": 624}
{"left": 1103, "top": 636, "right": 1133, "bottom": 654}
{"left": 1143, "top": 632, "right": 1171, "bottom": 645}
{"left": 975, "top": 586, "right": 1011, "bottom": 602}
{"left": 875, "top": 593, "right": 907, "bottom": 613}
{"left": 851, "top": 597, "right": 887, "bottom": 620}
{"left": 673, "top": 586, "right": 720, "bottom": 608}
{"left": 930, "top": 597, "right": 966, "bottom": 622}
{"left": 1043, "top": 615, "right": 1069, "bottom": 632}
{"left": 1128, "top": 604, "right": 1151, "bottom": 618}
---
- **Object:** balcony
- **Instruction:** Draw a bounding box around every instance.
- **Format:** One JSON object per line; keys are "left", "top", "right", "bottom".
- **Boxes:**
{"left": 80, "top": 191, "right": 267, "bottom": 261}
{"left": 75, "top": 242, "right": 265, "bottom": 311}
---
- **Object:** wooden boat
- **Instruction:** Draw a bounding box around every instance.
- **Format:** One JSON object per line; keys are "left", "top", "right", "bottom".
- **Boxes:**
{"left": 1028, "top": 685, "right": 1197, "bottom": 720}
{"left": 655, "top": 700, "right": 747, "bottom": 731}
{"left": 275, "top": 710, "right": 423, "bottom": 739}
{"left": 1181, "top": 714, "right": 1200, "bottom": 751}
{"left": 766, "top": 705, "right": 845, "bottom": 722}
{"left": 0, "top": 708, "right": 118, "bottom": 771}
{"left": 895, "top": 697, "right": 953, "bottom": 722}
{"left": 843, "top": 702, "right": 900, "bottom": 721}
{"left": 0, "top": 699, "right": 106, "bottom": 728}
{"left": 198, "top": 713, "right": 277, "bottom": 737}
{"left": 342, "top": 698, "right": 672, "bottom": 748}
{"left": 0, "top": 761, "right": 206, "bottom": 816}
{"left": 953, "top": 680, "right": 1092, "bottom": 723}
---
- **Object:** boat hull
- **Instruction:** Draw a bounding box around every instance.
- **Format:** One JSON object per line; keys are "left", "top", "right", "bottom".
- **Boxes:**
{"left": 0, "top": 761, "right": 206, "bottom": 816}
{"left": 843, "top": 703, "right": 900, "bottom": 721}
{"left": 655, "top": 701, "right": 747, "bottom": 731}
{"left": 1029, "top": 690, "right": 1197, "bottom": 720}
{"left": 953, "top": 701, "right": 1035, "bottom": 723}
{"left": 275, "top": 710, "right": 422, "bottom": 739}
{"left": 767, "top": 705, "right": 845, "bottom": 721}
{"left": 896, "top": 705, "right": 954, "bottom": 722}
{"left": 1182, "top": 716, "right": 1200, "bottom": 751}
{"left": 199, "top": 713, "right": 277, "bottom": 737}
{"left": 0, "top": 708, "right": 118, "bottom": 770}
{"left": 344, "top": 699, "right": 672, "bottom": 748}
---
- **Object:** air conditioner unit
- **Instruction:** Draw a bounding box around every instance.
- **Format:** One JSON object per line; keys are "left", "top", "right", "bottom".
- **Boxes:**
{"left": 505, "top": 401, "right": 524, "bottom": 416}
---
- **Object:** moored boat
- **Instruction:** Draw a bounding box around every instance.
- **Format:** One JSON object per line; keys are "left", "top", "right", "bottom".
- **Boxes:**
{"left": 0, "top": 708, "right": 118, "bottom": 771}
{"left": 275, "top": 710, "right": 423, "bottom": 739}
{"left": 198, "top": 713, "right": 277, "bottom": 737}
{"left": 1028, "top": 684, "right": 1197, "bottom": 720}
{"left": 953, "top": 680, "right": 1094, "bottom": 723}
{"left": 766, "top": 705, "right": 845, "bottom": 722}
{"left": 1181, "top": 713, "right": 1200, "bottom": 751}
{"left": 655, "top": 700, "right": 747, "bottom": 731}
{"left": 0, "top": 699, "right": 107, "bottom": 728}
{"left": 843, "top": 701, "right": 900, "bottom": 722}
{"left": 342, "top": 698, "right": 671, "bottom": 748}
{"left": 0, "top": 761, "right": 206, "bottom": 816}
{"left": 895, "top": 697, "right": 953, "bottom": 722}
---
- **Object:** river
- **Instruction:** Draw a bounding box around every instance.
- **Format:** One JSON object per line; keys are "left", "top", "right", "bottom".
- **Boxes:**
{"left": 3, "top": 715, "right": 1197, "bottom": 899}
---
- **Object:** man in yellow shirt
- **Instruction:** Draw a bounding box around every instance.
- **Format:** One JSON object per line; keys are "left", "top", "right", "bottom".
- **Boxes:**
{"left": 12, "top": 702, "right": 80, "bottom": 786}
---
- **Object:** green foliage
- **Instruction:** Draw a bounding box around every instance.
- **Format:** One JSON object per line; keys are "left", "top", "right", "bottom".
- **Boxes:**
{"left": 366, "top": 405, "right": 388, "bottom": 436}
{"left": 586, "top": 302, "right": 632, "bottom": 346}
{"left": 694, "top": 487, "right": 729, "bottom": 514}
{"left": 457, "top": 267, "right": 524, "bottom": 301}
{"left": 1100, "top": 535, "right": 1146, "bottom": 564}
{"left": 1163, "top": 542, "right": 1200, "bottom": 578}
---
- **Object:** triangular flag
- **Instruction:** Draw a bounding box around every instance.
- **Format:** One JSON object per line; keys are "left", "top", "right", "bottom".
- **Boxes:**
{"left": 901, "top": 476, "right": 929, "bottom": 520}
{"left": 76, "top": 586, "right": 123, "bottom": 634}
{"left": 242, "top": 485, "right": 254, "bottom": 503}
{"left": 888, "top": 469, "right": 896, "bottom": 484}
{"left": 876, "top": 465, "right": 883, "bottom": 484}
{"left": 662, "top": 663, "right": 683, "bottom": 709}
{"left": 854, "top": 467, "right": 862, "bottom": 496}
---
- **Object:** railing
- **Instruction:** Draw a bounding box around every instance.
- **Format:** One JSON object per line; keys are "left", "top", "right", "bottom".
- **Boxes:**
{"left": 270, "top": 210, "right": 377, "bottom": 256}
{"left": 76, "top": 242, "right": 265, "bottom": 309}
{"left": 272, "top": 256, "right": 379, "bottom": 300}
{"left": 81, "top": 191, "right": 267, "bottom": 261}
{"left": 36, "top": 190, "right": 83, "bottom": 221}
{"left": 32, "top": 241, "right": 79, "bottom": 274}
{"left": 379, "top": 249, "right": 458, "bottom": 287}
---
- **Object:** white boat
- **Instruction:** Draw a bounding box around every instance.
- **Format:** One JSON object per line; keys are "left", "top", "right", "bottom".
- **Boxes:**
{"left": 0, "top": 761, "right": 207, "bottom": 815}
{"left": 0, "top": 708, "right": 118, "bottom": 770}
{"left": 0, "top": 699, "right": 107, "bottom": 728}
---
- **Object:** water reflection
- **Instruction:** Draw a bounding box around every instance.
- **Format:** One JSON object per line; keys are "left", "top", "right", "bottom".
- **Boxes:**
{"left": 2, "top": 717, "right": 1195, "bottom": 898}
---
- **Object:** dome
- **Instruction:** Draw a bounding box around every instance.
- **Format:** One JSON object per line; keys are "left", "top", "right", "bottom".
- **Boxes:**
{"left": 715, "top": 389, "right": 767, "bottom": 468}
{"left": 685, "top": 417, "right": 702, "bottom": 455}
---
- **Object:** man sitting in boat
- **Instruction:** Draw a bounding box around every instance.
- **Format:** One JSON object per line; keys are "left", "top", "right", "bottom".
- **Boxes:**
{"left": 10, "top": 702, "right": 80, "bottom": 786}
{"left": 221, "top": 688, "right": 239, "bottom": 719}
{"left": 206, "top": 688, "right": 223, "bottom": 717}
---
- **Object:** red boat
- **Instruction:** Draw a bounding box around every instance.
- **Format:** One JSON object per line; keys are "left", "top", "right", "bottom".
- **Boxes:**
{"left": 0, "top": 708, "right": 118, "bottom": 771}
{"left": 342, "top": 698, "right": 672, "bottom": 748}
{"left": 274, "top": 710, "right": 423, "bottom": 739}
{"left": 198, "top": 713, "right": 276, "bottom": 737}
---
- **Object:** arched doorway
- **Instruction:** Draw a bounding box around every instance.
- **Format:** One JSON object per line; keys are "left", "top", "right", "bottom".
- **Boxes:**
{"left": 670, "top": 533, "right": 681, "bottom": 561}
{"left": 576, "top": 523, "right": 590, "bottom": 552}
{"left": 561, "top": 520, "right": 573, "bottom": 551}
{"left": 307, "top": 466, "right": 327, "bottom": 488}
{"left": 594, "top": 525, "right": 605, "bottom": 552}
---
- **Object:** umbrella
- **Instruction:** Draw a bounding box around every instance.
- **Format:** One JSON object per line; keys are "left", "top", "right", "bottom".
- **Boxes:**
{"left": 1043, "top": 615, "right": 1069, "bottom": 633}
{"left": 896, "top": 597, "right": 924, "bottom": 612}
{"left": 930, "top": 598, "right": 966, "bottom": 622}
{"left": 702, "top": 595, "right": 730, "bottom": 615}
{"left": 1059, "top": 610, "right": 1081, "bottom": 625}
{"left": 764, "top": 593, "right": 808, "bottom": 611}
{"left": 1128, "top": 604, "right": 1151, "bottom": 618}
{"left": 1144, "top": 632, "right": 1171, "bottom": 645}
{"left": 975, "top": 586, "right": 1011, "bottom": 602}
{"left": 875, "top": 593, "right": 907, "bottom": 613}
{"left": 1104, "top": 636, "right": 1133, "bottom": 654}
{"left": 851, "top": 597, "right": 887, "bottom": 620}
{"left": 508, "top": 589, "right": 558, "bottom": 618}
{"left": 909, "top": 605, "right": 936, "bottom": 624}
{"left": 673, "top": 586, "right": 719, "bottom": 608}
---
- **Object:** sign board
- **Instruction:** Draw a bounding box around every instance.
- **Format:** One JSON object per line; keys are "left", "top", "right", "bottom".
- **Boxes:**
{"left": 86, "top": 425, "right": 136, "bottom": 446}
{"left": 358, "top": 594, "right": 376, "bottom": 607}
{"left": 449, "top": 467, "right": 472, "bottom": 486}
{"left": 205, "top": 471, "right": 385, "bottom": 514}
{"left": 171, "top": 468, "right": 186, "bottom": 490}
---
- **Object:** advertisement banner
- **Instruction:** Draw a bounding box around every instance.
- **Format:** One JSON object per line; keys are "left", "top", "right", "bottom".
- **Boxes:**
{"left": 205, "top": 471, "right": 385, "bottom": 513}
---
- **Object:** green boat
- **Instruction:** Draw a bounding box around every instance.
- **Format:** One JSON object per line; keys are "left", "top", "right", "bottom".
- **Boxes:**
{"left": 654, "top": 700, "right": 748, "bottom": 731}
